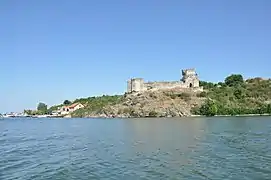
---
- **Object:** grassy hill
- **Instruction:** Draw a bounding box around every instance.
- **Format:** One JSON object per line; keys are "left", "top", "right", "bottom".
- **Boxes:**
{"left": 71, "top": 95, "right": 124, "bottom": 117}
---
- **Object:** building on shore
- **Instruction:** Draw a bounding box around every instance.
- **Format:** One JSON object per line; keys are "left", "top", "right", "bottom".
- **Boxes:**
{"left": 52, "top": 103, "right": 84, "bottom": 116}
{"left": 127, "top": 68, "right": 203, "bottom": 93}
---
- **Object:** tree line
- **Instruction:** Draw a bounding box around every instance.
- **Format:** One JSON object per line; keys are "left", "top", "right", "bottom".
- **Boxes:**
{"left": 24, "top": 100, "right": 72, "bottom": 115}
{"left": 192, "top": 74, "right": 271, "bottom": 116}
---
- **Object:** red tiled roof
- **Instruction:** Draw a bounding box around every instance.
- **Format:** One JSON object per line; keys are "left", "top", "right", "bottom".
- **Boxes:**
{"left": 64, "top": 103, "right": 83, "bottom": 109}
{"left": 67, "top": 103, "right": 79, "bottom": 108}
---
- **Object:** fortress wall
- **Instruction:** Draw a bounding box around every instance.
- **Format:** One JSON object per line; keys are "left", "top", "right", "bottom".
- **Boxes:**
{"left": 143, "top": 81, "right": 187, "bottom": 90}
{"left": 127, "top": 68, "right": 202, "bottom": 93}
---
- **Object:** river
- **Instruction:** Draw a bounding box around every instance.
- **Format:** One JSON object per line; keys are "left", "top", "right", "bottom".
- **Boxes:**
{"left": 0, "top": 117, "right": 271, "bottom": 179}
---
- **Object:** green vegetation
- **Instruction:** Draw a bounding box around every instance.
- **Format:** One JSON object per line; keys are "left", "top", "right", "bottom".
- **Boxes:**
{"left": 24, "top": 102, "right": 50, "bottom": 115}
{"left": 196, "top": 91, "right": 207, "bottom": 98}
{"left": 63, "top": 100, "right": 71, "bottom": 105}
{"left": 72, "top": 95, "right": 124, "bottom": 117}
{"left": 193, "top": 99, "right": 218, "bottom": 116}
{"left": 25, "top": 95, "right": 124, "bottom": 117}
{"left": 148, "top": 110, "right": 158, "bottom": 117}
{"left": 24, "top": 109, "right": 34, "bottom": 115}
{"left": 225, "top": 74, "right": 244, "bottom": 87}
{"left": 192, "top": 74, "right": 271, "bottom": 116}
{"left": 164, "top": 92, "right": 191, "bottom": 101}
{"left": 48, "top": 104, "right": 63, "bottom": 112}
{"left": 37, "top": 102, "right": 47, "bottom": 112}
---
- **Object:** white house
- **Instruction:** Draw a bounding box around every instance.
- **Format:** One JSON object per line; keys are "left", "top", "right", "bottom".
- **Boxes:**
{"left": 60, "top": 103, "right": 84, "bottom": 115}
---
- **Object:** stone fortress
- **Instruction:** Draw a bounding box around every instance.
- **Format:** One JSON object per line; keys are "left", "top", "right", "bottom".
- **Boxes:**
{"left": 127, "top": 68, "right": 203, "bottom": 93}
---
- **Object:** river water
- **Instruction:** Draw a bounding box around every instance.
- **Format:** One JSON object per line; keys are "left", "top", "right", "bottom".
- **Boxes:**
{"left": 0, "top": 117, "right": 271, "bottom": 180}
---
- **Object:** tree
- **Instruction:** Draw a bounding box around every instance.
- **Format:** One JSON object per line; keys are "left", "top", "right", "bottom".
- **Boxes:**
{"left": 218, "top": 82, "right": 226, "bottom": 87}
{"left": 267, "top": 104, "right": 271, "bottom": 114}
{"left": 256, "top": 104, "right": 266, "bottom": 114}
{"left": 199, "top": 81, "right": 215, "bottom": 89}
{"left": 225, "top": 74, "right": 244, "bottom": 87}
{"left": 37, "top": 102, "right": 47, "bottom": 114}
{"left": 234, "top": 88, "right": 244, "bottom": 99}
{"left": 24, "top": 109, "right": 33, "bottom": 115}
{"left": 63, "top": 100, "right": 71, "bottom": 105}
{"left": 199, "top": 99, "right": 218, "bottom": 116}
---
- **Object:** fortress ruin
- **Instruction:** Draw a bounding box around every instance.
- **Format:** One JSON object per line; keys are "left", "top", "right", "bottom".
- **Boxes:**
{"left": 127, "top": 68, "right": 203, "bottom": 93}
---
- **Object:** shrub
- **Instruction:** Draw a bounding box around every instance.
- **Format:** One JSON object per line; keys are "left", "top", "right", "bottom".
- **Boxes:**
{"left": 198, "top": 99, "right": 218, "bottom": 116}
{"left": 197, "top": 91, "right": 207, "bottom": 97}
{"left": 122, "top": 107, "right": 131, "bottom": 114}
{"left": 148, "top": 111, "right": 158, "bottom": 117}
{"left": 178, "top": 92, "right": 191, "bottom": 101}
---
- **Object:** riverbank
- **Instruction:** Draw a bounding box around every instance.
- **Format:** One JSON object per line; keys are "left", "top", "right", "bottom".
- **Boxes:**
{"left": 77, "top": 113, "right": 271, "bottom": 119}
{"left": 2, "top": 113, "right": 270, "bottom": 119}
{"left": 1, "top": 114, "right": 67, "bottom": 119}
{"left": 214, "top": 113, "right": 271, "bottom": 117}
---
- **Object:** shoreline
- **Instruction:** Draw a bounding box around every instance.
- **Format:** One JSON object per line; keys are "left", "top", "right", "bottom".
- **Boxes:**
{"left": 214, "top": 113, "right": 271, "bottom": 117}
{"left": 74, "top": 113, "right": 271, "bottom": 119}
{"left": 2, "top": 113, "right": 270, "bottom": 119}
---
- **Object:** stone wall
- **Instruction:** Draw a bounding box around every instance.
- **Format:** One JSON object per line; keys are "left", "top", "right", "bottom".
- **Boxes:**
{"left": 127, "top": 80, "right": 132, "bottom": 92}
{"left": 143, "top": 81, "right": 186, "bottom": 91}
{"left": 126, "top": 68, "right": 203, "bottom": 93}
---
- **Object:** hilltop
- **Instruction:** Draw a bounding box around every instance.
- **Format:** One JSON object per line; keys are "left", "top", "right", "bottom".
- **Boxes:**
{"left": 71, "top": 89, "right": 204, "bottom": 118}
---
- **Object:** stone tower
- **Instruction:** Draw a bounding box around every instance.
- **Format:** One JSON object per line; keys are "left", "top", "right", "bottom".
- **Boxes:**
{"left": 127, "top": 78, "right": 144, "bottom": 93}
{"left": 181, "top": 68, "right": 200, "bottom": 88}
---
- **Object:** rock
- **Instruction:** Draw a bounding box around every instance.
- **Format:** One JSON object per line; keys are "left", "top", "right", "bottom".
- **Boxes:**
{"left": 85, "top": 90, "right": 204, "bottom": 118}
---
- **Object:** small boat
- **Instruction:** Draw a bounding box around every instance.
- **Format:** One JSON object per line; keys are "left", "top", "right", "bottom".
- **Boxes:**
{"left": 3, "top": 114, "right": 15, "bottom": 118}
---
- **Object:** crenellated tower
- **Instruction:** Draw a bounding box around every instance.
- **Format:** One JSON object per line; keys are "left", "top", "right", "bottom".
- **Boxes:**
{"left": 181, "top": 68, "right": 200, "bottom": 88}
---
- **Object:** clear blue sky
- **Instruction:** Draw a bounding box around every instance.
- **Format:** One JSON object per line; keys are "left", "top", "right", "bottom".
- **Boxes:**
{"left": 1, "top": 0, "right": 270, "bottom": 113}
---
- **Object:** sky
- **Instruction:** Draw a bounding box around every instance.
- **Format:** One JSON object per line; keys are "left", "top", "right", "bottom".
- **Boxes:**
{"left": 1, "top": 0, "right": 271, "bottom": 113}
